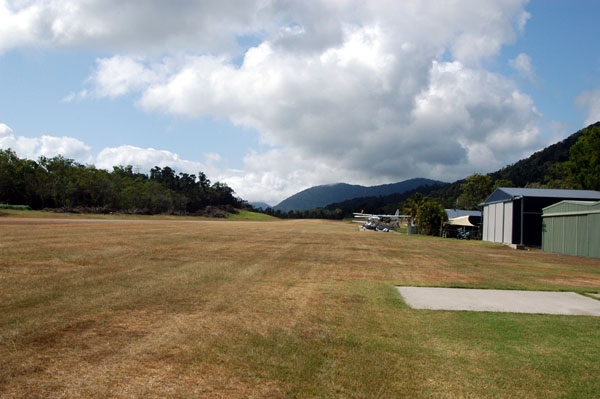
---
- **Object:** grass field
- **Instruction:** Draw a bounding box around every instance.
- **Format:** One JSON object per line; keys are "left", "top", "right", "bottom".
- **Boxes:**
{"left": 0, "top": 208, "right": 274, "bottom": 221}
{"left": 1, "top": 216, "right": 600, "bottom": 398}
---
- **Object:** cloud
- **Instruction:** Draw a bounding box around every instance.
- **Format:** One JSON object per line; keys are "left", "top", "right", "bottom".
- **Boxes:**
{"left": 509, "top": 53, "right": 535, "bottom": 81}
{"left": 90, "top": 52, "right": 544, "bottom": 200}
{"left": 0, "top": 123, "right": 92, "bottom": 161}
{"left": 0, "top": 0, "right": 271, "bottom": 54}
{"left": 576, "top": 89, "right": 600, "bottom": 127}
{"left": 0, "top": 122, "right": 13, "bottom": 137}
{"left": 95, "top": 145, "right": 221, "bottom": 178}
{"left": 0, "top": 0, "right": 530, "bottom": 61}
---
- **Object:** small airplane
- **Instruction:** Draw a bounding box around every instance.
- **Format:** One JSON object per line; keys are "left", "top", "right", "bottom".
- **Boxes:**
{"left": 353, "top": 209, "right": 410, "bottom": 231}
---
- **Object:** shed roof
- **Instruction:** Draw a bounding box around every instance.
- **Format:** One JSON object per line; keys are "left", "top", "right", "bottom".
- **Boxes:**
{"left": 482, "top": 187, "right": 600, "bottom": 205}
{"left": 445, "top": 209, "right": 481, "bottom": 218}
{"left": 542, "top": 200, "right": 600, "bottom": 215}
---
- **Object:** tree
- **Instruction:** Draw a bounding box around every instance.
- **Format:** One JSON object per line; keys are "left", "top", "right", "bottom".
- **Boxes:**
{"left": 493, "top": 179, "right": 514, "bottom": 191}
{"left": 198, "top": 172, "right": 211, "bottom": 188}
{"left": 403, "top": 193, "right": 425, "bottom": 226}
{"left": 416, "top": 199, "right": 447, "bottom": 236}
{"left": 565, "top": 125, "right": 600, "bottom": 190}
{"left": 457, "top": 174, "right": 493, "bottom": 210}
{"left": 541, "top": 163, "right": 577, "bottom": 189}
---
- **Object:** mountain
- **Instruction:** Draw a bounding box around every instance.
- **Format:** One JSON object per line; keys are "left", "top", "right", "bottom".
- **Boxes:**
{"left": 248, "top": 201, "right": 272, "bottom": 210}
{"left": 324, "top": 182, "right": 450, "bottom": 215}
{"left": 273, "top": 178, "right": 443, "bottom": 212}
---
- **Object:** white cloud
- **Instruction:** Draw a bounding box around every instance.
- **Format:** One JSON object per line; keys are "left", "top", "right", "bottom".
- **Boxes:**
{"left": 92, "top": 53, "right": 544, "bottom": 201}
{"left": 0, "top": 122, "right": 13, "bottom": 137}
{"left": 509, "top": 53, "right": 535, "bottom": 81}
{"left": 95, "top": 145, "right": 218, "bottom": 177}
{"left": 576, "top": 89, "right": 600, "bottom": 127}
{"left": 88, "top": 55, "right": 163, "bottom": 98}
{"left": 0, "top": 123, "right": 92, "bottom": 161}
{"left": 0, "top": 0, "right": 270, "bottom": 54}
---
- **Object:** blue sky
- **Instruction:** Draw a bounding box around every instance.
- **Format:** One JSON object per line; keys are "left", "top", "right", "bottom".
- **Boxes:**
{"left": 495, "top": 0, "right": 600, "bottom": 133}
{"left": 1, "top": 0, "right": 599, "bottom": 205}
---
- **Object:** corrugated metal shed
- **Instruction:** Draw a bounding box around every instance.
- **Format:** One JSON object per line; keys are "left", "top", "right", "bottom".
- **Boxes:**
{"left": 445, "top": 209, "right": 481, "bottom": 218}
{"left": 481, "top": 188, "right": 600, "bottom": 205}
{"left": 481, "top": 187, "right": 600, "bottom": 247}
{"left": 542, "top": 200, "right": 600, "bottom": 258}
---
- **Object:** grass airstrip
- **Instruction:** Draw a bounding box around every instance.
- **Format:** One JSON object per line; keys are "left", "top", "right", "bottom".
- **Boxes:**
{"left": 1, "top": 210, "right": 600, "bottom": 398}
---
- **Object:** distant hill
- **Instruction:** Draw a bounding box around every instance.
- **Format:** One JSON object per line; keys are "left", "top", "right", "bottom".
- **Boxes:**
{"left": 273, "top": 178, "right": 443, "bottom": 212}
{"left": 248, "top": 201, "right": 272, "bottom": 210}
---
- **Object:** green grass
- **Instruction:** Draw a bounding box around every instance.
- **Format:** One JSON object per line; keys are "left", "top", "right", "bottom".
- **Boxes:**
{"left": 226, "top": 209, "right": 279, "bottom": 221}
{"left": 0, "top": 208, "right": 277, "bottom": 222}
{"left": 1, "top": 219, "right": 599, "bottom": 398}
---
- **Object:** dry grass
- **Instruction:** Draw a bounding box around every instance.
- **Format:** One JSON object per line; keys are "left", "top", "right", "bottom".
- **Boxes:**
{"left": 1, "top": 218, "right": 599, "bottom": 398}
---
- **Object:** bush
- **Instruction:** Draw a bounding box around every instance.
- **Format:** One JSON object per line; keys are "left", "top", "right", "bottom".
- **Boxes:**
{"left": 0, "top": 204, "right": 32, "bottom": 210}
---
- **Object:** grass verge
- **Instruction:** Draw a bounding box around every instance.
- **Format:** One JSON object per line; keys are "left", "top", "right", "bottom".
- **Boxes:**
{"left": 226, "top": 209, "right": 279, "bottom": 221}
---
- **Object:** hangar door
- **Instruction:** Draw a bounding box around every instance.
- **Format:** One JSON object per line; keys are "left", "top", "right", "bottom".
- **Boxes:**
{"left": 483, "top": 202, "right": 513, "bottom": 244}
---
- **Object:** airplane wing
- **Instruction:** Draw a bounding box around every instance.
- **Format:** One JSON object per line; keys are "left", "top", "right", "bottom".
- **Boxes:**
{"left": 354, "top": 209, "right": 406, "bottom": 219}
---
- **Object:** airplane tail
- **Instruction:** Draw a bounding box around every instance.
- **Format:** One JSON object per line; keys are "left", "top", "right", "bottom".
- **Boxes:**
{"left": 394, "top": 209, "right": 399, "bottom": 217}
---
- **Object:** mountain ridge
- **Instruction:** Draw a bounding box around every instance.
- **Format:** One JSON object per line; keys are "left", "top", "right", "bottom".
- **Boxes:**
{"left": 273, "top": 178, "right": 443, "bottom": 212}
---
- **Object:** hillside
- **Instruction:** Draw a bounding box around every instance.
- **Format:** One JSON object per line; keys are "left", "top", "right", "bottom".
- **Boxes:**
{"left": 488, "top": 122, "right": 598, "bottom": 186}
{"left": 273, "top": 178, "right": 443, "bottom": 212}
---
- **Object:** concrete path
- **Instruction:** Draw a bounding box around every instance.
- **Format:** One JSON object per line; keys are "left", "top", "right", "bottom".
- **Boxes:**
{"left": 397, "top": 286, "right": 600, "bottom": 316}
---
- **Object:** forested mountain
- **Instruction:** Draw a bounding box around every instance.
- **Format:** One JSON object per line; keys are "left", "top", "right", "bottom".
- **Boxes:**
{"left": 0, "top": 150, "right": 241, "bottom": 215}
{"left": 324, "top": 182, "right": 450, "bottom": 215}
{"left": 488, "top": 123, "right": 595, "bottom": 186}
{"left": 273, "top": 178, "right": 443, "bottom": 212}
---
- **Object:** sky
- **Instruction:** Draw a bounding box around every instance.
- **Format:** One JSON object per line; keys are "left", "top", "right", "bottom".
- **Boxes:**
{"left": 1, "top": 0, "right": 599, "bottom": 206}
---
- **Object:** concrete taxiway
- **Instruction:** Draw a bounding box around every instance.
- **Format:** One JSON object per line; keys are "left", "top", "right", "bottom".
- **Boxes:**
{"left": 397, "top": 286, "right": 600, "bottom": 316}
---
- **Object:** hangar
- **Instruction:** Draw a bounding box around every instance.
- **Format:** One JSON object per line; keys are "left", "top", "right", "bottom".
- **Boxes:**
{"left": 481, "top": 187, "right": 600, "bottom": 247}
{"left": 542, "top": 200, "right": 600, "bottom": 258}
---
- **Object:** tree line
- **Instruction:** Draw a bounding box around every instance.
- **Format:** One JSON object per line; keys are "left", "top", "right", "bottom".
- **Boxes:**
{"left": 261, "top": 207, "right": 345, "bottom": 220}
{"left": 0, "top": 149, "right": 241, "bottom": 214}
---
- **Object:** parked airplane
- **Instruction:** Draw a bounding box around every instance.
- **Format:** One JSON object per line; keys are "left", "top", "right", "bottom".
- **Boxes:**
{"left": 353, "top": 209, "right": 409, "bottom": 231}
